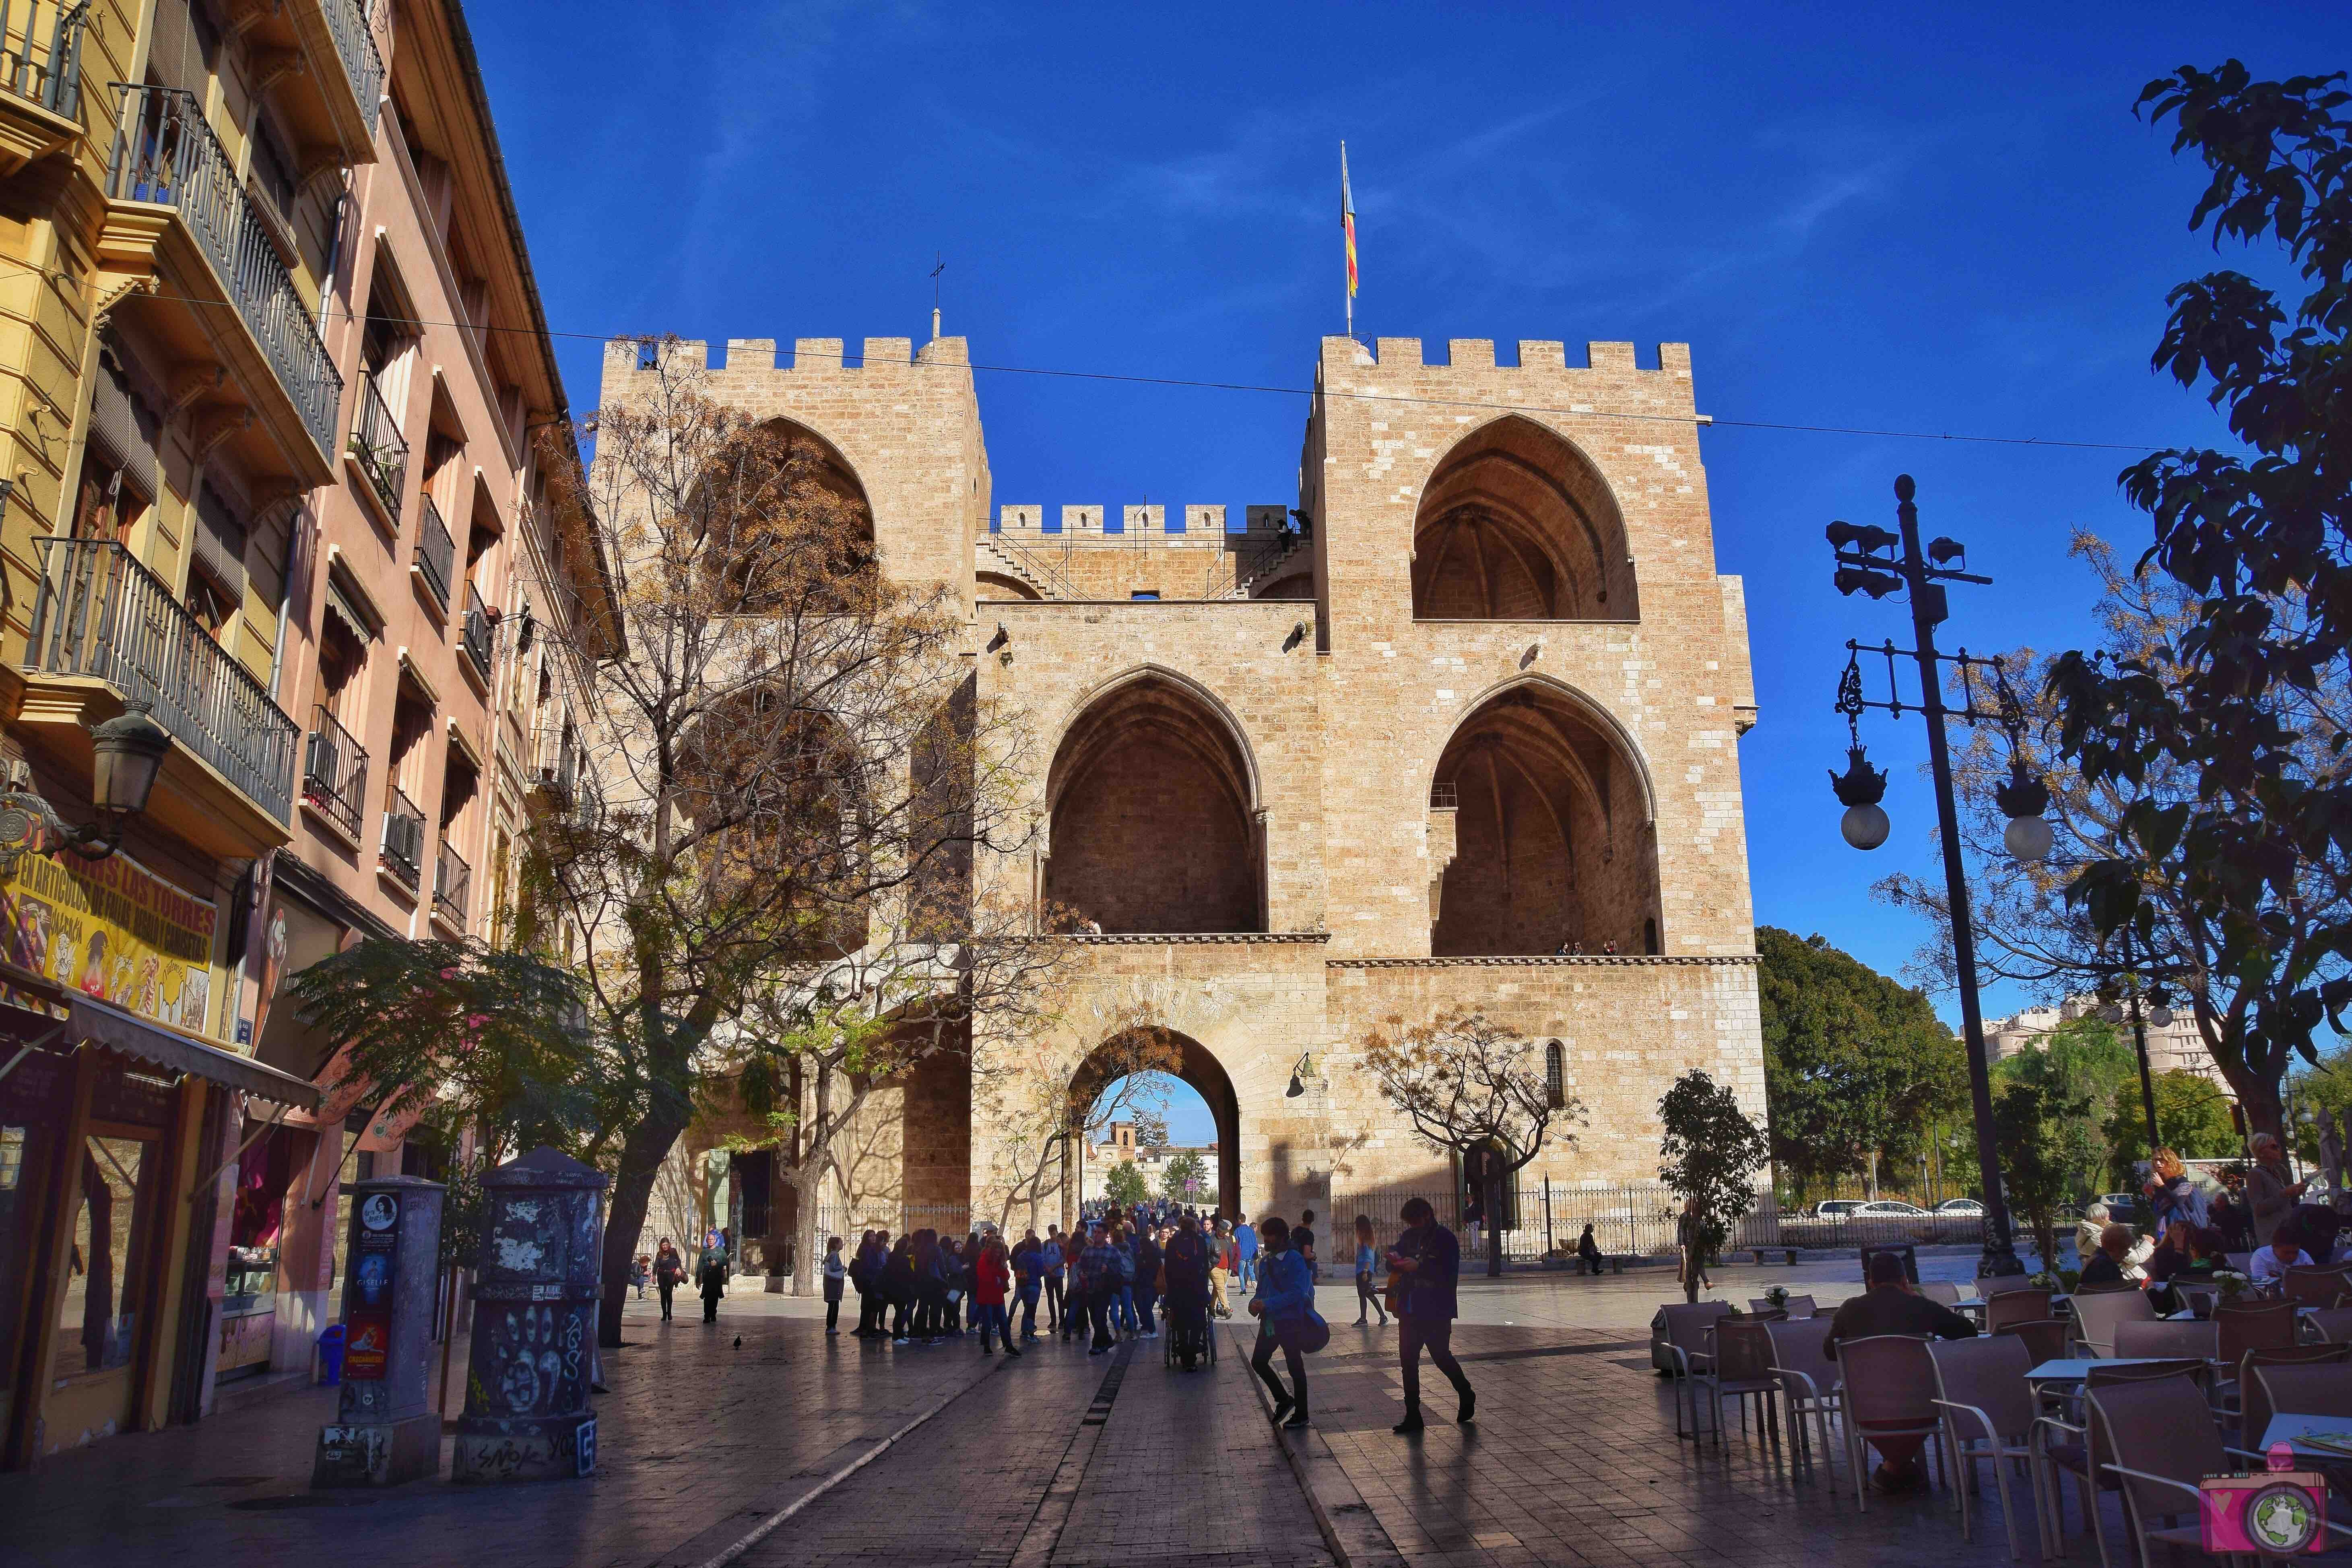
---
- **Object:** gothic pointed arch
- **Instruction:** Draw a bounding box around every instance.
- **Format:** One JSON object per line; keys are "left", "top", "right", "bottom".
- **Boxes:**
{"left": 1068, "top": 1026, "right": 1240, "bottom": 1221}
{"left": 1411, "top": 416, "right": 1637, "bottom": 621}
{"left": 1044, "top": 668, "right": 1264, "bottom": 934}
{"left": 1429, "top": 679, "right": 1661, "bottom": 955}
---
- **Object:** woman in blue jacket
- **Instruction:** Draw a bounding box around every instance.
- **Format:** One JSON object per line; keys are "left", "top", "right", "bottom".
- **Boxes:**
{"left": 1248, "top": 1215, "right": 1314, "bottom": 1428}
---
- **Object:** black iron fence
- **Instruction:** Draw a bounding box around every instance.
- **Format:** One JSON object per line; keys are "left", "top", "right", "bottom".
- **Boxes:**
{"left": 300, "top": 705, "right": 366, "bottom": 838}
{"left": 380, "top": 786, "right": 424, "bottom": 887}
{"left": 25, "top": 536, "right": 297, "bottom": 820}
{"left": 414, "top": 496, "right": 454, "bottom": 607}
{"left": 433, "top": 839, "right": 468, "bottom": 928}
{"left": 1333, "top": 1180, "right": 1987, "bottom": 1262}
{"left": 107, "top": 85, "right": 341, "bottom": 459}
{"left": 0, "top": 0, "right": 87, "bottom": 120}
{"left": 350, "top": 372, "right": 406, "bottom": 519}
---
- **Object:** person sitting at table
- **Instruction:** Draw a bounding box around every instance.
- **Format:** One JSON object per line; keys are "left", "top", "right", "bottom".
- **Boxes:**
{"left": 1825, "top": 1252, "right": 1978, "bottom": 1492}
{"left": 2078, "top": 1222, "right": 2137, "bottom": 1288}
{"left": 2250, "top": 1213, "right": 2313, "bottom": 1283}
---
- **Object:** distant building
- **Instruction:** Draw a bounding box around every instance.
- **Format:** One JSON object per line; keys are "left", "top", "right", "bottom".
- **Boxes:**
{"left": 1080, "top": 1120, "right": 1220, "bottom": 1206}
{"left": 1989, "top": 995, "right": 2223, "bottom": 1085}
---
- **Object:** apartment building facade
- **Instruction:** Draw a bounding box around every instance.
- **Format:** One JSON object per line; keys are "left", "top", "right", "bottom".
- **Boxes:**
{"left": 0, "top": 0, "right": 606, "bottom": 1467}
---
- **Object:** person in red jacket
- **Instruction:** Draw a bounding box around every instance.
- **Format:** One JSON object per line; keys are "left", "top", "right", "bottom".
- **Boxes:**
{"left": 975, "top": 1234, "right": 1019, "bottom": 1356}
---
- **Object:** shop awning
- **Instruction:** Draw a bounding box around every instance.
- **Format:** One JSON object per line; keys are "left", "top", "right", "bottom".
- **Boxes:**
{"left": 0, "top": 965, "right": 320, "bottom": 1110}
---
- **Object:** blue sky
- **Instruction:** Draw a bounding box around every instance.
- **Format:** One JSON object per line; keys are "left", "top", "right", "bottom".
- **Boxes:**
{"left": 471, "top": 4, "right": 2349, "bottom": 1143}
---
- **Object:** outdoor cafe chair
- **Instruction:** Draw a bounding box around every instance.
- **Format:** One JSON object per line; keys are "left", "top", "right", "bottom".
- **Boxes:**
{"left": 2226, "top": 1251, "right": 2255, "bottom": 1274}
{"left": 2038, "top": 1362, "right": 2208, "bottom": 1567}
{"left": 1705, "top": 1319, "right": 1785, "bottom": 1446}
{"left": 1919, "top": 1279, "right": 1964, "bottom": 1306}
{"left": 1765, "top": 1316, "right": 1843, "bottom": 1490}
{"left": 1984, "top": 1288, "right": 2054, "bottom": 1335}
{"left": 2067, "top": 1287, "right": 2156, "bottom": 1358}
{"left": 2308, "top": 1306, "right": 2352, "bottom": 1344}
{"left": 2088, "top": 1372, "right": 2251, "bottom": 1568}
{"left": 2285, "top": 1265, "right": 2352, "bottom": 1308}
{"left": 1838, "top": 1334, "right": 1946, "bottom": 1515}
{"left": 2111, "top": 1318, "right": 2219, "bottom": 1363}
{"left": 2216, "top": 1299, "right": 2299, "bottom": 1364}
{"left": 2241, "top": 1355, "right": 2352, "bottom": 1456}
{"left": 1929, "top": 1334, "right": 2045, "bottom": 1562}
{"left": 1658, "top": 1302, "right": 1734, "bottom": 1440}
{"left": 1997, "top": 1318, "right": 2069, "bottom": 1367}
{"left": 1783, "top": 1293, "right": 1820, "bottom": 1318}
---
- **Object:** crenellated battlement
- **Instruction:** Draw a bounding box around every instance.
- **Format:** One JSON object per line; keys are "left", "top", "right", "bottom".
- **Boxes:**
{"left": 987, "top": 501, "right": 1295, "bottom": 544}
{"left": 601, "top": 335, "right": 973, "bottom": 378}
{"left": 1321, "top": 335, "right": 1693, "bottom": 381}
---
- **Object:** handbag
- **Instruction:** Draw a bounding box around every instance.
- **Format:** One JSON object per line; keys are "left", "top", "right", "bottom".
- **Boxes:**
{"left": 1286, "top": 1307, "right": 1331, "bottom": 1355}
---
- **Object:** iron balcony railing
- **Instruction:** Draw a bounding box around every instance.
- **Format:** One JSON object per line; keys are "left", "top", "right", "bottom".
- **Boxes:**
{"left": 106, "top": 85, "right": 342, "bottom": 462}
{"left": 349, "top": 371, "right": 406, "bottom": 520}
{"left": 535, "top": 723, "right": 578, "bottom": 799}
{"left": 414, "top": 495, "right": 454, "bottom": 607}
{"left": 0, "top": 1, "right": 87, "bottom": 120}
{"left": 433, "top": 839, "right": 468, "bottom": 927}
{"left": 318, "top": 0, "right": 382, "bottom": 136}
{"left": 459, "top": 584, "right": 493, "bottom": 674}
{"left": 25, "top": 536, "right": 297, "bottom": 821}
{"left": 300, "top": 704, "right": 366, "bottom": 839}
{"left": 380, "top": 785, "right": 424, "bottom": 886}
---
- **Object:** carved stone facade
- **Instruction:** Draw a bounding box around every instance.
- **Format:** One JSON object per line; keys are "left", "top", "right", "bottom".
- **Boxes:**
{"left": 605, "top": 331, "right": 1767, "bottom": 1230}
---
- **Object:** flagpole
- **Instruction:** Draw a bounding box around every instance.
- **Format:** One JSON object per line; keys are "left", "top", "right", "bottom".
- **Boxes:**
{"left": 1340, "top": 142, "right": 1354, "bottom": 340}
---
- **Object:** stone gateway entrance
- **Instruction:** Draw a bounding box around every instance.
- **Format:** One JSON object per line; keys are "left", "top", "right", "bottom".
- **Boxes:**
{"left": 602, "top": 331, "right": 1767, "bottom": 1227}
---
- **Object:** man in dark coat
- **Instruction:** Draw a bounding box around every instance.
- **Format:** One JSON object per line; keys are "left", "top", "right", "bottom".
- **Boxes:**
{"left": 1386, "top": 1197, "right": 1473, "bottom": 1432}
{"left": 697, "top": 1245, "right": 728, "bottom": 1323}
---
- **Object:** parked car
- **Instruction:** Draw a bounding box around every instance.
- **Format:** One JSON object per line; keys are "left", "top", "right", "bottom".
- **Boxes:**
{"left": 1853, "top": 1201, "right": 1930, "bottom": 1216}
{"left": 1810, "top": 1201, "right": 1861, "bottom": 1220}
{"left": 1934, "top": 1199, "right": 1986, "bottom": 1215}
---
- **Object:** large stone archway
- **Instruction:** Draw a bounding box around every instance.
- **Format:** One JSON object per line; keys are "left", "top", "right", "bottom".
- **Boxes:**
{"left": 1066, "top": 1025, "right": 1242, "bottom": 1224}
{"left": 1411, "top": 415, "right": 1638, "bottom": 621}
{"left": 1430, "top": 679, "right": 1661, "bottom": 956}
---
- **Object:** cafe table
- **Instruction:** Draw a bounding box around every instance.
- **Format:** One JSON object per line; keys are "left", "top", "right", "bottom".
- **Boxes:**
{"left": 2257, "top": 1413, "right": 2352, "bottom": 1463}
{"left": 2024, "top": 1357, "right": 2183, "bottom": 1389}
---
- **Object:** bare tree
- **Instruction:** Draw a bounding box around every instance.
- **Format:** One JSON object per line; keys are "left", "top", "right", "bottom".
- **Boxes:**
{"left": 1364, "top": 1010, "right": 1584, "bottom": 1277}
{"left": 526, "top": 342, "right": 1039, "bottom": 1343}
{"left": 976, "top": 1018, "right": 1184, "bottom": 1232}
{"left": 716, "top": 899, "right": 1070, "bottom": 1294}
{"left": 1880, "top": 532, "right": 2352, "bottom": 1143}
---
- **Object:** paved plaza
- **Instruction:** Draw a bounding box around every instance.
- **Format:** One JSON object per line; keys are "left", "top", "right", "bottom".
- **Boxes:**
{"left": 2, "top": 1262, "right": 2054, "bottom": 1568}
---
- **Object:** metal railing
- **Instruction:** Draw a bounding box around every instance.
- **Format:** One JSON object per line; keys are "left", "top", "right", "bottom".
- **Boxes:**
{"left": 981, "top": 532, "right": 1079, "bottom": 600}
{"left": 24, "top": 536, "right": 297, "bottom": 821}
{"left": 317, "top": 0, "right": 382, "bottom": 135}
{"left": 300, "top": 704, "right": 366, "bottom": 839}
{"left": 349, "top": 371, "right": 406, "bottom": 520}
{"left": 534, "top": 722, "right": 577, "bottom": 798}
{"left": 1429, "top": 781, "right": 1458, "bottom": 809}
{"left": 433, "top": 839, "right": 468, "bottom": 927}
{"left": 458, "top": 584, "right": 493, "bottom": 673}
{"left": 106, "top": 85, "right": 341, "bottom": 460}
{"left": 1220, "top": 518, "right": 1311, "bottom": 598}
{"left": 0, "top": 0, "right": 86, "bottom": 120}
{"left": 414, "top": 495, "right": 453, "bottom": 607}
{"left": 380, "top": 785, "right": 424, "bottom": 886}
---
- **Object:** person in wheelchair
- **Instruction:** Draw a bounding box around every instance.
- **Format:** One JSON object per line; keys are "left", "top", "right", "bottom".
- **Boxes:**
{"left": 1160, "top": 1211, "right": 1215, "bottom": 1368}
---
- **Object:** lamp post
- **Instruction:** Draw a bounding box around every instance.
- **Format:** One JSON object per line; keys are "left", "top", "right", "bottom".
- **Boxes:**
{"left": 0, "top": 700, "right": 172, "bottom": 875}
{"left": 1827, "top": 476, "right": 2051, "bottom": 1280}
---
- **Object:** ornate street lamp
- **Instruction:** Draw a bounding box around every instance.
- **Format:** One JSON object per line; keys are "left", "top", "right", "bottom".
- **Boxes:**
{"left": 1824, "top": 476, "right": 2059, "bottom": 1280}
{"left": 0, "top": 700, "right": 172, "bottom": 875}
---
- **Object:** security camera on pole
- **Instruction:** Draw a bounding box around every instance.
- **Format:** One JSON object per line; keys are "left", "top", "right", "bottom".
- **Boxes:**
{"left": 1826, "top": 475, "right": 2059, "bottom": 1280}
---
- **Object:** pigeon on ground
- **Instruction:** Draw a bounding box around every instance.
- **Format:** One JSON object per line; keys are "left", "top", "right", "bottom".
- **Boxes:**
{"left": 733, "top": 1335, "right": 742, "bottom": 1349}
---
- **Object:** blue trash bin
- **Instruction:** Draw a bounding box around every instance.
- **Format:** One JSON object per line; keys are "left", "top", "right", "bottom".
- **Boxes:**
{"left": 317, "top": 1323, "right": 347, "bottom": 1385}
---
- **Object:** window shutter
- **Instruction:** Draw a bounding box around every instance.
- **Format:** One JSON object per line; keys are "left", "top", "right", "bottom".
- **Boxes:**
{"left": 87, "top": 349, "right": 159, "bottom": 502}
{"left": 194, "top": 481, "right": 248, "bottom": 598}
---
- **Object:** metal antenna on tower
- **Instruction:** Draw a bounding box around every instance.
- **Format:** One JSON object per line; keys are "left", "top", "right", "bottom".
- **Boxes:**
{"left": 930, "top": 256, "right": 945, "bottom": 341}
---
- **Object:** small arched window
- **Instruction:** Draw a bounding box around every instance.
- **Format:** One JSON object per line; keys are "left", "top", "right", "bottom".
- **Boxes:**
{"left": 1544, "top": 1040, "right": 1565, "bottom": 1108}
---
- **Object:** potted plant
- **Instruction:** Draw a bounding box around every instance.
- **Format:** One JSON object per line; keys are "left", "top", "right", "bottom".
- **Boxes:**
{"left": 1764, "top": 1284, "right": 1790, "bottom": 1312}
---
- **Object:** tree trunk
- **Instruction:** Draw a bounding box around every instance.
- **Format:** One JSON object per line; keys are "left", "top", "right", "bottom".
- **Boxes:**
{"left": 1486, "top": 1177, "right": 1504, "bottom": 1278}
{"left": 791, "top": 1164, "right": 823, "bottom": 1298}
{"left": 598, "top": 1103, "right": 690, "bottom": 1347}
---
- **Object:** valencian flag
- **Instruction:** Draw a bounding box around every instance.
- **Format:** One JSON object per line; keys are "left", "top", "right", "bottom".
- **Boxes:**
{"left": 1340, "top": 142, "right": 1359, "bottom": 305}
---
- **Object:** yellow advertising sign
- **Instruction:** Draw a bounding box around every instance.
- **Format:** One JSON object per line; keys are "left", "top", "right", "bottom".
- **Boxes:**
{"left": 1, "top": 849, "right": 221, "bottom": 1041}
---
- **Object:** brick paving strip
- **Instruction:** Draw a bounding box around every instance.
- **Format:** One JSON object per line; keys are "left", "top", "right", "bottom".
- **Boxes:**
{"left": 1221, "top": 1324, "right": 1405, "bottom": 1568}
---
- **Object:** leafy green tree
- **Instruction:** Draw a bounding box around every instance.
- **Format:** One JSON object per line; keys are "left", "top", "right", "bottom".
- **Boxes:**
{"left": 1656, "top": 1069, "right": 1770, "bottom": 1304}
{"left": 2288, "top": 1047, "right": 2352, "bottom": 1166}
{"left": 1756, "top": 928, "right": 1967, "bottom": 1197}
{"left": 1104, "top": 1161, "right": 1149, "bottom": 1208}
{"left": 1993, "top": 1070, "right": 2089, "bottom": 1273}
{"left": 1991, "top": 1016, "right": 2135, "bottom": 1203}
{"left": 2101, "top": 1068, "right": 2240, "bottom": 1188}
{"left": 2045, "top": 63, "right": 2352, "bottom": 1145}
{"left": 1160, "top": 1149, "right": 1209, "bottom": 1204}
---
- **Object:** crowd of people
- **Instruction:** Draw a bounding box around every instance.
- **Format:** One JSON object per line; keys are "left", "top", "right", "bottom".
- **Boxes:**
{"left": 799, "top": 1199, "right": 1477, "bottom": 1433}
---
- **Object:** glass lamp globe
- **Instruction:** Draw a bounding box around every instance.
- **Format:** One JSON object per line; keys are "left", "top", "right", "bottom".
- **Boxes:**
{"left": 1840, "top": 802, "right": 1891, "bottom": 851}
{"left": 2147, "top": 1004, "right": 2175, "bottom": 1028}
{"left": 2003, "top": 814, "right": 2055, "bottom": 863}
